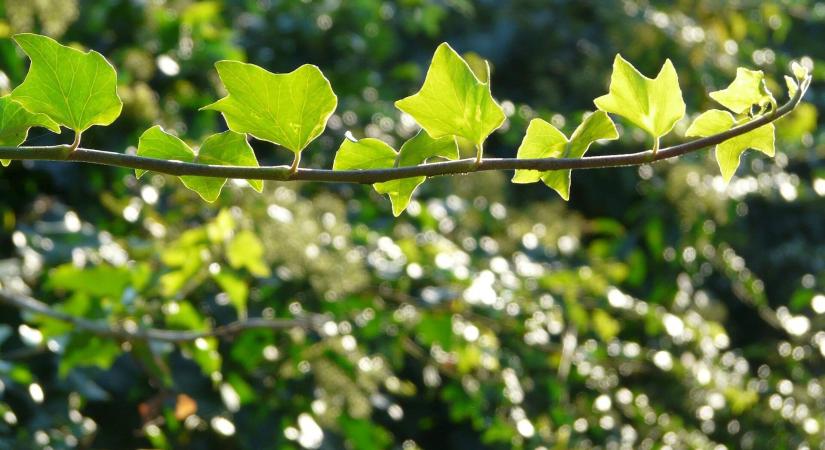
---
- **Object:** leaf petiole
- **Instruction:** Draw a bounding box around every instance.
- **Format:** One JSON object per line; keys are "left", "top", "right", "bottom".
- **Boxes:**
{"left": 289, "top": 151, "right": 302, "bottom": 175}
{"left": 70, "top": 131, "right": 82, "bottom": 151}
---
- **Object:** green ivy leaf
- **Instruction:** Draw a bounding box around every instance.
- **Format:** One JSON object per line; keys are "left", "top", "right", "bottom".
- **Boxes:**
{"left": 512, "top": 111, "right": 618, "bottom": 200}
{"left": 685, "top": 109, "right": 775, "bottom": 181}
{"left": 375, "top": 131, "right": 458, "bottom": 216}
{"left": 333, "top": 131, "right": 458, "bottom": 215}
{"left": 202, "top": 61, "right": 337, "bottom": 156}
{"left": 9, "top": 33, "right": 122, "bottom": 133}
{"left": 395, "top": 43, "right": 505, "bottom": 147}
{"left": 333, "top": 136, "right": 398, "bottom": 171}
{"left": 709, "top": 68, "right": 774, "bottom": 114}
{"left": 136, "top": 126, "right": 262, "bottom": 202}
{"left": 791, "top": 61, "right": 809, "bottom": 80}
{"left": 594, "top": 55, "right": 685, "bottom": 142}
{"left": 0, "top": 96, "right": 61, "bottom": 166}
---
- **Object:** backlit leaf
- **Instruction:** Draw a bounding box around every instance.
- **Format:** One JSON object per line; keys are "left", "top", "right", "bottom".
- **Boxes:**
{"left": 10, "top": 33, "right": 122, "bottom": 133}
{"left": 202, "top": 61, "right": 337, "bottom": 155}
{"left": 374, "top": 131, "right": 458, "bottom": 216}
{"left": 136, "top": 126, "right": 262, "bottom": 202}
{"left": 0, "top": 95, "right": 60, "bottom": 166}
{"left": 686, "top": 109, "right": 775, "bottom": 182}
{"left": 709, "top": 68, "right": 774, "bottom": 114}
{"left": 332, "top": 136, "right": 397, "bottom": 172}
{"left": 594, "top": 55, "right": 685, "bottom": 140}
{"left": 395, "top": 43, "right": 505, "bottom": 147}
{"left": 512, "top": 111, "right": 618, "bottom": 200}
{"left": 333, "top": 131, "right": 458, "bottom": 215}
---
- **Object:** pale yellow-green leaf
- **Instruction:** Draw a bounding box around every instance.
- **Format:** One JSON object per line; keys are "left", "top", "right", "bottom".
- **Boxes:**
{"left": 332, "top": 132, "right": 458, "bottom": 215}
{"left": 10, "top": 33, "right": 122, "bottom": 133}
{"left": 593, "top": 55, "right": 685, "bottom": 140}
{"left": 136, "top": 126, "right": 262, "bottom": 202}
{"left": 395, "top": 43, "right": 505, "bottom": 146}
{"left": 0, "top": 95, "right": 61, "bottom": 166}
{"left": 512, "top": 111, "right": 618, "bottom": 200}
{"left": 374, "top": 131, "right": 458, "bottom": 215}
{"left": 686, "top": 109, "right": 775, "bottom": 182}
{"left": 709, "top": 68, "right": 774, "bottom": 114}
{"left": 791, "top": 61, "right": 809, "bottom": 80}
{"left": 226, "top": 230, "right": 270, "bottom": 277}
{"left": 202, "top": 61, "right": 337, "bottom": 155}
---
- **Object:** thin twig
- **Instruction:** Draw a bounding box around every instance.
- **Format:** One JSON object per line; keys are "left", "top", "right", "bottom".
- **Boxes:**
{"left": 0, "top": 84, "right": 806, "bottom": 184}
{"left": 0, "top": 290, "right": 316, "bottom": 343}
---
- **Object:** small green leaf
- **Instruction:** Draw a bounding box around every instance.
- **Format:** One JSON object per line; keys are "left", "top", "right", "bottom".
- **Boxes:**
{"left": 0, "top": 95, "right": 61, "bottom": 166}
{"left": 686, "top": 110, "right": 775, "bottom": 182}
{"left": 395, "top": 43, "right": 505, "bottom": 147}
{"left": 785, "top": 75, "right": 798, "bottom": 99}
{"left": 202, "top": 61, "right": 337, "bottom": 156}
{"left": 512, "top": 111, "right": 618, "bottom": 200}
{"left": 332, "top": 136, "right": 398, "bottom": 171}
{"left": 594, "top": 55, "right": 685, "bottom": 141}
{"left": 333, "top": 132, "right": 458, "bottom": 215}
{"left": 10, "top": 33, "right": 122, "bottom": 133}
{"left": 709, "top": 68, "right": 774, "bottom": 114}
{"left": 136, "top": 126, "right": 262, "bottom": 202}
{"left": 791, "top": 61, "right": 809, "bottom": 80}
{"left": 375, "top": 131, "right": 458, "bottom": 215}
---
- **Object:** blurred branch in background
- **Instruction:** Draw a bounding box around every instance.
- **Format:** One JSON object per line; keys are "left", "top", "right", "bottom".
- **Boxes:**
{"left": 0, "top": 289, "right": 317, "bottom": 342}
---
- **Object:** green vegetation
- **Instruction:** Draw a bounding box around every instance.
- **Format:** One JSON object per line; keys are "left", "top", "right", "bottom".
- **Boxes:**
{"left": 0, "top": 1, "right": 822, "bottom": 449}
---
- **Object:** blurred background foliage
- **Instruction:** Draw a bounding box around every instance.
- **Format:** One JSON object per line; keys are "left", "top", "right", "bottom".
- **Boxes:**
{"left": 0, "top": 0, "right": 823, "bottom": 449}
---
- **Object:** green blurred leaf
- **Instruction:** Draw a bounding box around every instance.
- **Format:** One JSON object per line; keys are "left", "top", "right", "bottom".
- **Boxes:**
{"left": 59, "top": 333, "right": 121, "bottom": 378}
{"left": 202, "top": 61, "right": 337, "bottom": 154}
{"left": 47, "top": 264, "right": 131, "bottom": 298}
{"left": 592, "top": 309, "right": 620, "bottom": 341}
{"left": 226, "top": 230, "right": 270, "bottom": 277}
{"left": 710, "top": 68, "right": 774, "bottom": 114}
{"left": 165, "top": 301, "right": 221, "bottom": 376}
{"left": 395, "top": 43, "right": 505, "bottom": 146}
{"left": 213, "top": 270, "right": 249, "bottom": 318}
{"left": 136, "top": 126, "right": 262, "bottom": 202}
{"left": 594, "top": 55, "right": 685, "bottom": 140}
{"left": 512, "top": 111, "right": 618, "bottom": 200}
{"left": 0, "top": 95, "right": 60, "bottom": 166}
{"left": 10, "top": 33, "right": 122, "bottom": 133}
{"left": 686, "top": 109, "right": 774, "bottom": 181}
